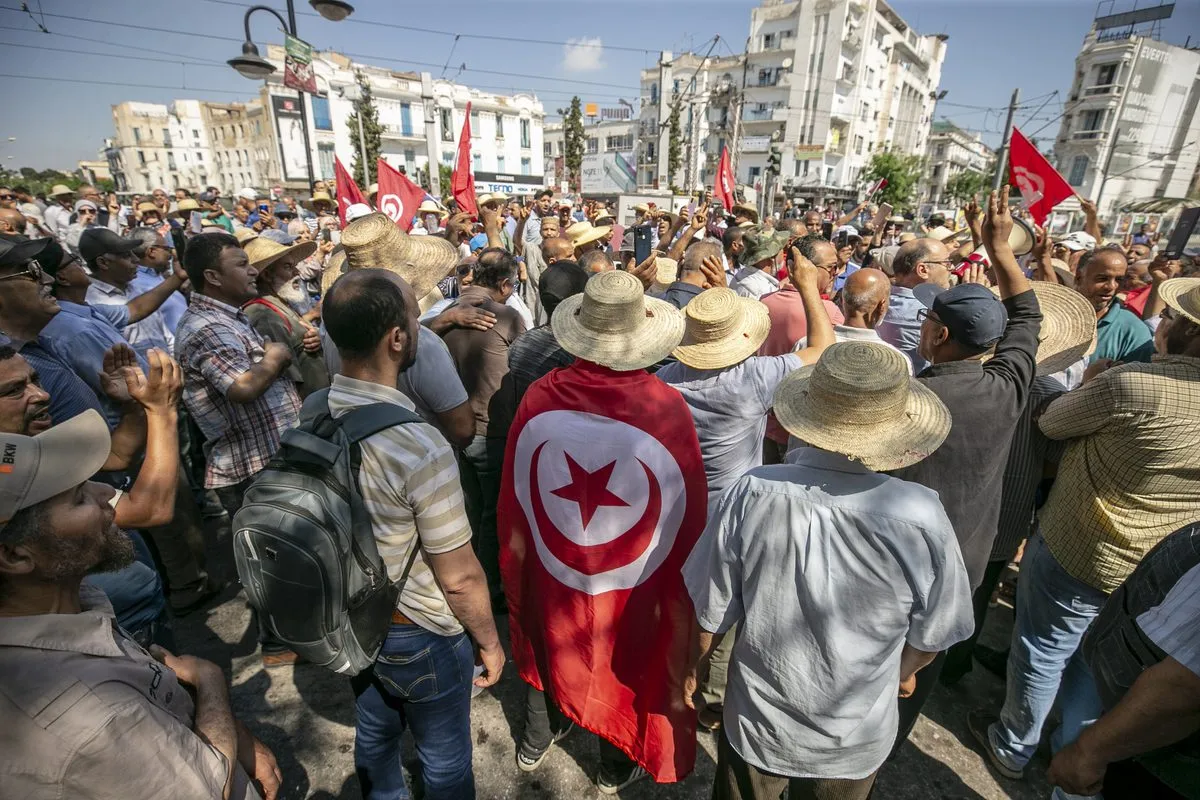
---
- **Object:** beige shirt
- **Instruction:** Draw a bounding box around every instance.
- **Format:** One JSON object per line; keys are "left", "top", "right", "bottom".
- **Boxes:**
{"left": 327, "top": 374, "right": 474, "bottom": 635}
{"left": 1038, "top": 354, "right": 1200, "bottom": 593}
{"left": 0, "top": 585, "right": 259, "bottom": 799}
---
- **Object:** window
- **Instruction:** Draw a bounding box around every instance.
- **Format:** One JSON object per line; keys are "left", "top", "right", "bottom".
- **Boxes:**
{"left": 440, "top": 108, "right": 454, "bottom": 141}
{"left": 854, "top": 135, "right": 864, "bottom": 155}
{"left": 782, "top": 29, "right": 794, "bottom": 39}
{"left": 763, "top": 33, "right": 776, "bottom": 50}
{"left": 400, "top": 103, "right": 413, "bottom": 136}
{"left": 650, "top": 82, "right": 659, "bottom": 104}
{"left": 442, "top": 150, "right": 454, "bottom": 164}
{"left": 1096, "top": 63, "right": 1118, "bottom": 86}
{"left": 557, "top": 141, "right": 564, "bottom": 156}
{"left": 167, "top": 152, "right": 176, "bottom": 171}
{"left": 192, "top": 129, "right": 200, "bottom": 140}
{"left": 311, "top": 95, "right": 332, "bottom": 130}
{"left": 471, "top": 109, "right": 480, "bottom": 137}
{"left": 605, "top": 134, "right": 634, "bottom": 151}
{"left": 495, "top": 115, "right": 505, "bottom": 140}
{"left": 254, "top": 120, "right": 262, "bottom": 135}
{"left": 162, "top": 128, "right": 170, "bottom": 144}
{"left": 196, "top": 152, "right": 203, "bottom": 163}
{"left": 520, "top": 118, "right": 530, "bottom": 148}
{"left": 544, "top": 141, "right": 552, "bottom": 157}
{"left": 404, "top": 149, "right": 415, "bottom": 168}
{"left": 1068, "top": 154, "right": 1089, "bottom": 186}
{"left": 860, "top": 102, "right": 869, "bottom": 122}
{"left": 586, "top": 137, "right": 598, "bottom": 154}
{"left": 473, "top": 153, "right": 482, "bottom": 171}
{"left": 749, "top": 166, "right": 762, "bottom": 180}
{"left": 496, "top": 155, "right": 505, "bottom": 172}
{"left": 137, "top": 150, "right": 145, "bottom": 166}
{"left": 1081, "top": 109, "right": 1105, "bottom": 133}
{"left": 936, "top": 144, "right": 945, "bottom": 156}
{"left": 133, "top": 127, "right": 141, "bottom": 143}
{"left": 521, "top": 157, "right": 531, "bottom": 175}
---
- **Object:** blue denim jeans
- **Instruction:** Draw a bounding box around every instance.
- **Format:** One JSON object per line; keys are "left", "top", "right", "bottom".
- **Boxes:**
{"left": 988, "top": 533, "right": 1107, "bottom": 772}
{"left": 85, "top": 530, "right": 172, "bottom": 647}
{"left": 351, "top": 624, "right": 476, "bottom": 800}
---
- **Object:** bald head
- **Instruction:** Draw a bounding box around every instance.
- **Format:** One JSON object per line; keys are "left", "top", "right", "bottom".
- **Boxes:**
{"left": 542, "top": 236, "right": 574, "bottom": 264}
{"left": 841, "top": 268, "right": 891, "bottom": 328}
{"left": 0, "top": 208, "right": 26, "bottom": 236}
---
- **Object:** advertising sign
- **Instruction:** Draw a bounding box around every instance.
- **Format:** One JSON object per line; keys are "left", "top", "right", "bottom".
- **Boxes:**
{"left": 271, "top": 94, "right": 309, "bottom": 182}
{"left": 581, "top": 152, "right": 636, "bottom": 194}
{"left": 794, "top": 144, "right": 825, "bottom": 161}
{"left": 283, "top": 33, "right": 318, "bottom": 94}
{"left": 473, "top": 171, "right": 546, "bottom": 197}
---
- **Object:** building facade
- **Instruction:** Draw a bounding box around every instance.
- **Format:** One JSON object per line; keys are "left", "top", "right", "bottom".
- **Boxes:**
{"left": 107, "top": 100, "right": 223, "bottom": 194}
{"left": 1053, "top": 20, "right": 1200, "bottom": 220}
{"left": 543, "top": 117, "right": 637, "bottom": 194}
{"left": 923, "top": 120, "right": 995, "bottom": 206}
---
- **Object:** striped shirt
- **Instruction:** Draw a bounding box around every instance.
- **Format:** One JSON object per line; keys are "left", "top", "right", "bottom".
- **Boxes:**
{"left": 1137, "top": 559, "right": 1200, "bottom": 677}
{"left": 1038, "top": 354, "right": 1200, "bottom": 593}
{"left": 327, "top": 374, "right": 473, "bottom": 636}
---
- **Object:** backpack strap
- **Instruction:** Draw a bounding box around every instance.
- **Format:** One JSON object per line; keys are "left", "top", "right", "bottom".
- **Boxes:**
{"left": 338, "top": 402, "right": 425, "bottom": 443}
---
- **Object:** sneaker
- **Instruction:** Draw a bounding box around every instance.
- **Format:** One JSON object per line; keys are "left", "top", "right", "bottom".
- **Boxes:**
{"left": 967, "top": 709, "right": 1025, "bottom": 780}
{"left": 516, "top": 723, "right": 574, "bottom": 772}
{"left": 597, "top": 765, "right": 648, "bottom": 795}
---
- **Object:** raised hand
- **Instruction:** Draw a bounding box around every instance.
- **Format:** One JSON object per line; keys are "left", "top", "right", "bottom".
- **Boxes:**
{"left": 124, "top": 349, "right": 183, "bottom": 415}
{"left": 98, "top": 343, "right": 140, "bottom": 405}
{"left": 982, "top": 186, "right": 1014, "bottom": 254}
{"left": 628, "top": 252, "right": 659, "bottom": 291}
{"left": 699, "top": 254, "right": 726, "bottom": 289}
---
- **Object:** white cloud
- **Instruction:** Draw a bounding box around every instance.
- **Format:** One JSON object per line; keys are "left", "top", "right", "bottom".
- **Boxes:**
{"left": 562, "top": 37, "right": 605, "bottom": 72}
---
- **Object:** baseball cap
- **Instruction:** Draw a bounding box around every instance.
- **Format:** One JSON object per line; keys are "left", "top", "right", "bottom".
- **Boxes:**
{"left": 345, "top": 202, "right": 372, "bottom": 223}
{"left": 78, "top": 228, "right": 141, "bottom": 264}
{"left": 236, "top": 187, "right": 259, "bottom": 202}
{"left": 273, "top": 203, "right": 293, "bottom": 217}
{"left": 915, "top": 282, "right": 1008, "bottom": 349}
{"left": 198, "top": 191, "right": 218, "bottom": 204}
{"left": 0, "top": 236, "right": 52, "bottom": 269}
{"left": 1058, "top": 231, "right": 1096, "bottom": 252}
{"left": 468, "top": 232, "right": 488, "bottom": 253}
{"left": 0, "top": 410, "right": 111, "bottom": 529}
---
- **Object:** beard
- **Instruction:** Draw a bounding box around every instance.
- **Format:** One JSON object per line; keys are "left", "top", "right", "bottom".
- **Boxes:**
{"left": 275, "top": 277, "right": 308, "bottom": 307}
{"left": 36, "top": 524, "right": 136, "bottom": 581}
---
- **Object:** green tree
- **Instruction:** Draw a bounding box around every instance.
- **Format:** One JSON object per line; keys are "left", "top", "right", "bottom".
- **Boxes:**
{"left": 860, "top": 150, "right": 924, "bottom": 210}
{"left": 942, "top": 169, "right": 989, "bottom": 205}
{"left": 346, "top": 70, "right": 383, "bottom": 188}
{"left": 557, "top": 96, "right": 585, "bottom": 193}
{"left": 666, "top": 105, "right": 683, "bottom": 191}
{"left": 438, "top": 163, "right": 452, "bottom": 201}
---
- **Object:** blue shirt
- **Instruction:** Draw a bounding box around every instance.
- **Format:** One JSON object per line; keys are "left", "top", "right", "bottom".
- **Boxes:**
{"left": 42, "top": 302, "right": 144, "bottom": 428}
{"left": 1094, "top": 300, "right": 1155, "bottom": 364}
{"left": 131, "top": 265, "right": 187, "bottom": 336}
{"left": 13, "top": 337, "right": 108, "bottom": 428}
{"left": 878, "top": 285, "right": 929, "bottom": 374}
{"left": 833, "top": 263, "right": 861, "bottom": 293}
{"left": 87, "top": 276, "right": 174, "bottom": 359}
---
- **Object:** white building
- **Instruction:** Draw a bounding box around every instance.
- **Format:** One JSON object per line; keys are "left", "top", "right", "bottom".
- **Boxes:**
{"left": 923, "top": 120, "right": 995, "bottom": 206}
{"left": 742, "top": 0, "right": 946, "bottom": 208}
{"left": 1053, "top": 13, "right": 1200, "bottom": 220}
{"left": 543, "top": 116, "right": 637, "bottom": 194}
{"left": 107, "top": 100, "right": 229, "bottom": 194}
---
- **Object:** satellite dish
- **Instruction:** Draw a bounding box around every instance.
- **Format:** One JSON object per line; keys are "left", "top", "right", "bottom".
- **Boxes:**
{"left": 782, "top": 57, "right": 793, "bottom": 69}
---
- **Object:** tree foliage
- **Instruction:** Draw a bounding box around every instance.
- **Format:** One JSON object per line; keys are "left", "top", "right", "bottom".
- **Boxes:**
{"left": 667, "top": 105, "right": 683, "bottom": 190}
{"left": 346, "top": 70, "right": 383, "bottom": 188}
{"left": 438, "top": 163, "right": 453, "bottom": 201}
{"left": 557, "top": 96, "right": 585, "bottom": 193}
{"left": 0, "top": 168, "right": 83, "bottom": 197}
{"left": 942, "top": 169, "right": 990, "bottom": 205}
{"left": 860, "top": 150, "right": 924, "bottom": 210}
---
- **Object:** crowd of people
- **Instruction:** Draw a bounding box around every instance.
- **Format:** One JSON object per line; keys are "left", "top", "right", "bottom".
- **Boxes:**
{"left": 0, "top": 173, "right": 1197, "bottom": 800}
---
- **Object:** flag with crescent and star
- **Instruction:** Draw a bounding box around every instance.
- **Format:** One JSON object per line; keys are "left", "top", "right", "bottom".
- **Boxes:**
{"left": 497, "top": 359, "right": 708, "bottom": 783}
{"left": 376, "top": 157, "right": 426, "bottom": 233}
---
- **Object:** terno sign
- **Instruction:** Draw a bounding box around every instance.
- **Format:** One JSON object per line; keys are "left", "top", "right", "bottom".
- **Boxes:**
{"left": 473, "top": 171, "right": 546, "bottom": 197}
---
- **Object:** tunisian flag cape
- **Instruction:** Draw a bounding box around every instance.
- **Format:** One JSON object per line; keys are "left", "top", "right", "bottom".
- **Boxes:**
{"left": 498, "top": 360, "right": 707, "bottom": 783}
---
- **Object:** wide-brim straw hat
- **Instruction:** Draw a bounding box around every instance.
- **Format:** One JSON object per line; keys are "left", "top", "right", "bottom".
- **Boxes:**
{"left": 136, "top": 201, "right": 159, "bottom": 214}
{"left": 674, "top": 288, "right": 770, "bottom": 370}
{"left": 565, "top": 220, "right": 612, "bottom": 249}
{"left": 649, "top": 257, "right": 678, "bottom": 293}
{"left": 416, "top": 200, "right": 448, "bottom": 219}
{"left": 322, "top": 247, "right": 347, "bottom": 295}
{"left": 243, "top": 234, "right": 317, "bottom": 272}
{"left": 48, "top": 184, "right": 74, "bottom": 198}
{"left": 172, "top": 198, "right": 200, "bottom": 217}
{"left": 234, "top": 227, "right": 259, "bottom": 246}
{"left": 303, "top": 191, "right": 334, "bottom": 210}
{"left": 732, "top": 202, "right": 759, "bottom": 222}
{"left": 986, "top": 281, "right": 1096, "bottom": 376}
{"left": 478, "top": 192, "right": 507, "bottom": 208}
{"left": 551, "top": 269, "right": 684, "bottom": 371}
{"left": 1159, "top": 277, "right": 1200, "bottom": 326}
{"left": 774, "top": 341, "right": 951, "bottom": 472}
{"left": 340, "top": 212, "right": 457, "bottom": 300}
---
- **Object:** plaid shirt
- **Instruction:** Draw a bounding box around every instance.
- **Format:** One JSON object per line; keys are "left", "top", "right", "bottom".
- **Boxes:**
{"left": 1038, "top": 354, "right": 1200, "bottom": 593}
{"left": 175, "top": 293, "right": 300, "bottom": 488}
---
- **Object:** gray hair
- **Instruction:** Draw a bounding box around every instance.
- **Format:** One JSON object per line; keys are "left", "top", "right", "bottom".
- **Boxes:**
{"left": 126, "top": 227, "right": 164, "bottom": 250}
{"left": 681, "top": 241, "right": 722, "bottom": 273}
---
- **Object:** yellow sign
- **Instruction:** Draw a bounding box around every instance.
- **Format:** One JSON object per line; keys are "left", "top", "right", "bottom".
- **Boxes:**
{"left": 794, "top": 144, "right": 825, "bottom": 161}
{"left": 584, "top": 103, "right": 599, "bottom": 117}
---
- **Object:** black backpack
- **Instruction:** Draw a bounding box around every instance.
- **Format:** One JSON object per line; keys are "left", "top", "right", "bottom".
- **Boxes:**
{"left": 232, "top": 388, "right": 422, "bottom": 675}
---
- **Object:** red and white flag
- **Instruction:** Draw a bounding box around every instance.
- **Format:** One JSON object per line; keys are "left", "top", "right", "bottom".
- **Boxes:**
{"left": 333, "top": 156, "right": 366, "bottom": 228}
{"left": 498, "top": 361, "right": 708, "bottom": 783}
{"left": 451, "top": 102, "right": 478, "bottom": 217}
{"left": 866, "top": 177, "right": 888, "bottom": 198}
{"left": 714, "top": 146, "right": 735, "bottom": 211}
{"left": 1009, "top": 126, "right": 1073, "bottom": 225}
{"left": 375, "top": 158, "right": 426, "bottom": 233}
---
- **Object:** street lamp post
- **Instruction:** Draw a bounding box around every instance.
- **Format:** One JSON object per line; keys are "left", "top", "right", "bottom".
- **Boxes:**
{"left": 227, "top": 0, "right": 355, "bottom": 192}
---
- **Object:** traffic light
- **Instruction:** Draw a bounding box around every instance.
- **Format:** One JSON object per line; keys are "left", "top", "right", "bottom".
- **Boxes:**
{"left": 767, "top": 146, "right": 782, "bottom": 176}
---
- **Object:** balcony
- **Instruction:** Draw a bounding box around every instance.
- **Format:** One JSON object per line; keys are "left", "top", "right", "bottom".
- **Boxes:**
{"left": 743, "top": 107, "right": 789, "bottom": 123}
{"left": 843, "top": 32, "right": 862, "bottom": 52}
{"left": 1083, "top": 84, "right": 1123, "bottom": 98}
{"left": 1071, "top": 129, "right": 1108, "bottom": 141}
{"left": 383, "top": 124, "right": 420, "bottom": 140}
{"left": 836, "top": 68, "right": 856, "bottom": 88}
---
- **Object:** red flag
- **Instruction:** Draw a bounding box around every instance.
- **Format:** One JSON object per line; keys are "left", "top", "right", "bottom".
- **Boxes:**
{"left": 714, "top": 146, "right": 735, "bottom": 210}
{"left": 333, "top": 156, "right": 366, "bottom": 228}
{"left": 1009, "top": 126, "right": 1073, "bottom": 225}
{"left": 867, "top": 177, "right": 888, "bottom": 197}
{"left": 375, "top": 157, "right": 426, "bottom": 233}
{"left": 452, "top": 102, "right": 478, "bottom": 217}
{"left": 498, "top": 360, "right": 707, "bottom": 783}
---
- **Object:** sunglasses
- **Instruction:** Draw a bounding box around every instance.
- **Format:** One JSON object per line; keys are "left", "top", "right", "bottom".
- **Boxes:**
{"left": 79, "top": 208, "right": 97, "bottom": 215}
{"left": 0, "top": 194, "right": 14, "bottom": 201}
{"left": 0, "top": 259, "right": 44, "bottom": 283}
{"left": 915, "top": 307, "right": 943, "bottom": 326}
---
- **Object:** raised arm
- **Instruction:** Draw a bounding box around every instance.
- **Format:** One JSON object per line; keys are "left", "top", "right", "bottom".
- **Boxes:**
{"left": 1030, "top": 225, "right": 1061, "bottom": 284}
{"left": 835, "top": 199, "right": 869, "bottom": 227}
{"left": 668, "top": 208, "right": 707, "bottom": 263}
{"left": 113, "top": 350, "right": 181, "bottom": 528}
{"left": 1141, "top": 255, "right": 1181, "bottom": 321}
{"left": 981, "top": 186, "right": 1031, "bottom": 300}
{"left": 791, "top": 248, "right": 836, "bottom": 364}
{"left": 1078, "top": 195, "right": 1102, "bottom": 242}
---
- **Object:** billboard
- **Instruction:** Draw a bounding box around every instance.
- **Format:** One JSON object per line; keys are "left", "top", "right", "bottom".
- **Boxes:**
{"left": 271, "top": 94, "right": 309, "bottom": 182}
{"left": 794, "top": 144, "right": 825, "bottom": 161}
{"left": 581, "top": 151, "right": 636, "bottom": 194}
{"left": 473, "top": 171, "right": 546, "bottom": 197}
{"left": 283, "top": 33, "right": 317, "bottom": 94}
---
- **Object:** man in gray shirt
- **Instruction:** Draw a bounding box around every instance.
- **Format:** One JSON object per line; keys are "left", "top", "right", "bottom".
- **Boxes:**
{"left": 683, "top": 340, "right": 973, "bottom": 800}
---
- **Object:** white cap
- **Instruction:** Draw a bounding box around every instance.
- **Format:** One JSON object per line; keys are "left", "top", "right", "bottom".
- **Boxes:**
{"left": 236, "top": 187, "right": 259, "bottom": 202}
{"left": 345, "top": 203, "right": 373, "bottom": 222}
{"left": 0, "top": 411, "right": 111, "bottom": 528}
{"left": 1059, "top": 231, "right": 1097, "bottom": 252}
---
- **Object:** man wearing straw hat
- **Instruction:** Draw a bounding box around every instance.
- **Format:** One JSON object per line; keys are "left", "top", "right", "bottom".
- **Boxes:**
{"left": 971, "top": 273, "right": 1200, "bottom": 785}
{"left": 683, "top": 340, "right": 973, "bottom": 800}
{"left": 43, "top": 184, "right": 75, "bottom": 241}
{"left": 241, "top": 235, "right": 329, "bottom": 399}
{"left": 499, "top": 270, "right": 705, "bottom": 793}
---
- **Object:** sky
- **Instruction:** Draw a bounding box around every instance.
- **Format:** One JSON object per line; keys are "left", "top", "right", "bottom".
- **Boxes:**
{"left": 1, "top": 0, "right": 1198, "bottom": 171}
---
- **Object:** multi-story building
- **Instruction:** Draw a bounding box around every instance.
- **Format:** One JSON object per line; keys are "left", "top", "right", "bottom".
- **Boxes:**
{"left": 108, "top": 100, "right": 221, "bottom": 194}
{"left": 543, "top": 116, "right": 637, "bottom": 193}
{"left": 1053, "top": 7, "right": 1200, "bottom": 220}
{"left": 202, "top": 102, "right": 271, "bottom": 194}
{"left": 742, "top": 0, "right": 946, "bottom": 208}
{"left": 923, "top": 120, "right": 995, "bottom": 206}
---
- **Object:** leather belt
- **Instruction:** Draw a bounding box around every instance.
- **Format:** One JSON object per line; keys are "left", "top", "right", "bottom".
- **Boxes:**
{"left": 391, "top": 609, "right": 418, "bottom": 626}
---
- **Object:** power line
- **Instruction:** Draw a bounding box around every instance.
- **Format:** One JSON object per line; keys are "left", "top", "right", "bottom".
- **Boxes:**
{"left": 0, "top": 71, "right": 259, "bottom": 96}
{"left": 0, "top": 39, "right": 230, "bottom": 68}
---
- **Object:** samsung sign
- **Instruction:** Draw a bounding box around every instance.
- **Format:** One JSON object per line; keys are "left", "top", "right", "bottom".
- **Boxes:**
{"left": 473, "top": 171, "right": 546, "bottom": 197}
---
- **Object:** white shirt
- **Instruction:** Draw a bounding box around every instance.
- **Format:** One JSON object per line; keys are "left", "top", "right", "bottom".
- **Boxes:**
{"left": 730, "top": 265, "right": 780, "bottom": 300}
{"left": 793, "top": 325, "right": 913, "bottom": 374}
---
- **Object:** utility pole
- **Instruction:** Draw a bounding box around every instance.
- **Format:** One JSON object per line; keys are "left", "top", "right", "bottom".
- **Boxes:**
{"left": 1094, "top": 126, "right": 1121, "bottom": 211}
{"left": 730, "top": 38, "right": 750, "bottom": 191}
{"left": 992, "top": 88, "right": 1021, "bottom": 191}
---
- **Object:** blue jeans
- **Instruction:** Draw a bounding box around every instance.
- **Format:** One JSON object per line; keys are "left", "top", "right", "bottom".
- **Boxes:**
{"left": 989, "top": 533, "right": 1107, "bottom": 771}
{"left": 351, "top": 624, "right": 476, "bottom": 800}
{"left": 85, "top": 530, "right": 172, "bottom": 647}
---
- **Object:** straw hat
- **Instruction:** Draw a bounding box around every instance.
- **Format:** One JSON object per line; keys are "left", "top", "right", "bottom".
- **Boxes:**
{"left": 200, "top": 218, "right": 225, "bottom": 228}
{"left": 321, "top": 247, "right": 347, "bottom": 295}
{"left": 1049, "top": 257, "right": 1075, "bottom": 287}
{"left": 774, "top": 341, "right": 951, "bottom": 472}
{"left": 243, "top": 234, "right": 317, "bottom": 273}
{"left": 649, "top": 257, "right": 678, "bottom": 293}
{"left": 477, "top": 192, "right": 507, "bottom": 208}
{"left": 1159, "top": 277, "right": 1200, "bottom": 326}
{"left": 732, "top": 202, "right": 759, "bottom": 222}
{"left": 303, "top": 191, "right": 334, "bottom": 210}
{"left": 340, "top": 212, "right": 457, "bottom": 300}
{"left": 172, "top": 198, "right": 200, "bottom": 218}
{"left": 551, "top": 269, "right": 684, "bottom": 371}
{"left": 593, "top": 208, "right": 616, "bottom": 225}
{"left": 136, "top": 201, "right": 159, "bottom": 214}
{"left": 48, "top": 184, "right": 74, "bottom": 198}
{"left": 984, "top": 282, "right": 1096, "bottom": 376}
{"left": 233, "top": 227, "right": 259, "bottom": 246}
{"left": 416, "top": 199, "right": 448, "bottom": 219}
{"left": 673, "top": 288, "right": 770, "bottom": 370}
{"left": 565, "top": 220, "right": 612, "bottom": 249}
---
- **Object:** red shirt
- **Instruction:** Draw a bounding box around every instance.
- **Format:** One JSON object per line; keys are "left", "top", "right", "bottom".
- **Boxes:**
{"left": 757, "top": 284, "right": 845, "bottom": 357}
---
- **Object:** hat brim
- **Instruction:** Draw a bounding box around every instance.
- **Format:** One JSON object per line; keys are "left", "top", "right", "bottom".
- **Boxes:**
{"left": 1, "top": 237, "right": 53, "bottom": 267}
{"left": 986, "top": 282, "right": 1097, "bottom": 376}
{"left": 250, "top": 240, "right": 318, "bottom": 272}
{"left": 773, "top": 366, "right": 951, "bottom": 472}
{"left": 23, "top": 411, "right": 111, "bottom": 511}
{"left": 673, "top": 296, "right": 771, "bottom": 370}
{"left": 551, "top": 293, "right": 684, "bottom": 371}
{"left": 1158, "top": 277, "right": 1200, "bottom": 327}
{"left": 417, "top": 206, "right": 449, "bottom": 220}
{"left": 570, "top": 225, "right": 612, "bottom": 248}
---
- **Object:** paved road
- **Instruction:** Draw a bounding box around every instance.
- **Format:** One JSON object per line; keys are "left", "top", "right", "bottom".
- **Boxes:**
{"left": 178, "top": 525, "right": 1052, "bottom": 799}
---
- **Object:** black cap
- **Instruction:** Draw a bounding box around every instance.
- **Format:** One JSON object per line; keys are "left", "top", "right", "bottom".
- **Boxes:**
{"left": 78, "top": 228, "right": 141, "bottom": 264}
{"left": 540, "top": 260, "right": 589, "bottom": 317}
{"left": 0, "top": 236, "right": 52, "bottom": 269}
{"left": 915, "top": 282, "right": 1008, "bottom": 349}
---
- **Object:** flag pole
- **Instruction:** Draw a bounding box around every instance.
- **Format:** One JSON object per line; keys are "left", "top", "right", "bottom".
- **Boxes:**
{"left": 992, "top": 88, "right": 1021, "bottom": 191}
